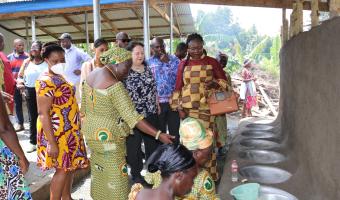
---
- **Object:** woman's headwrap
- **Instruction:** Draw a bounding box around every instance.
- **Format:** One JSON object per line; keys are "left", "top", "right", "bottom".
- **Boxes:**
{"left": 100, "top": 43, "right": 132, "bottom": 65}
{"left": 179, "top": 117, "right": 213, "bottom": 151}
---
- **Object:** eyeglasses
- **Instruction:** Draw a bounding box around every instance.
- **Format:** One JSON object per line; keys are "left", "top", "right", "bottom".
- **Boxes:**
{"left": 120, "top": 39, "right": 131, "bottom": 43}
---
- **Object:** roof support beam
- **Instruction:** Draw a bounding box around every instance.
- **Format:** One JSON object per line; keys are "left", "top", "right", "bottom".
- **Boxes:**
{"left": 26, "top": 17, "right": 59, "bottom": 40}
{"left": 151, "top": 3, "right": 180, "bottom": 35}
{"left": 163, "top": 0, "right": 329, "bottom": 11}
{"left": 100, "top": 11, "right": 119, "bottom": 34}
{"left": 172, "top": 5, "right": 182, "bottom": 36}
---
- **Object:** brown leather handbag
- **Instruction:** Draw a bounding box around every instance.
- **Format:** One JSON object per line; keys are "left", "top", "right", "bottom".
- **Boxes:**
{"left": 208, "top": 91, "right": 238, "bottom": 116}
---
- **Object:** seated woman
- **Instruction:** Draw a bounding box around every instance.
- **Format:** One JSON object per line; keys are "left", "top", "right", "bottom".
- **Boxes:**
{"left": 129, "top": 144, "right": 198, "bottom": 200}
{"left": 143, "top": 117, "right": 220, "bottom": 200}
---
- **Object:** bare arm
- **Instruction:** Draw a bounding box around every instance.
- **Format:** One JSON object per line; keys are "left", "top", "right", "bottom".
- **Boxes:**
{"left": 36, "top": 95, "right": 59, "bottom": 158}
{"left": 0, "top": 96, "right": 29, "bottom": 173}
{"left": 136, "top": 120, "right": 174, "bottom": 144}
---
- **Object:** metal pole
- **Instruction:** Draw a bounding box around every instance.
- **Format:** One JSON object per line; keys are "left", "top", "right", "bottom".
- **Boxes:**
{"left": 93, "top": 0, "right": 101, "bottom": 40}
{"left": 170, "top": 3, "right": 174, "bottom": 54}
{"left": 143, "top": 0, "right": 150, "bottom": 59}
{"left": 31, "top": 16, "right": 36, "bottom": 41}
{"left": 25, "top": 17, "right": 29, "bottom": 51}
{"left": 85, "top": 11, "right": 90, "bottom": 51}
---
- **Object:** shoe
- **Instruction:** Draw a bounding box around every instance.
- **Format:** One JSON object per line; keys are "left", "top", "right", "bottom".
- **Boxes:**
{"left": 26, "top": 144, "right": 36, "bottom": 153}
{"left": 14, "top": 124, "right": 25, "bottom": 132}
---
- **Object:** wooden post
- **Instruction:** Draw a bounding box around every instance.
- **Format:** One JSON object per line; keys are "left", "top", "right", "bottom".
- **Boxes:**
{"left": 329, "top": 0, "right": 340, "bottom": 18}
{"left": 282, "top": 8, "right": 289, "bottom": 44}
{"left": 311, "top": 0, "right": 319, "bottom": 27}
{"left": 296, "top": 0, "right": 303, "bottom": 33}
{"left": 289, "top": 3, "right": 296, "bottom": 38}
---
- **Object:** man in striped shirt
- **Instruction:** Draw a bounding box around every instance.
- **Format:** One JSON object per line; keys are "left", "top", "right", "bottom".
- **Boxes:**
{"left": 7, "top": 39, "right": 28, "bottom": 131}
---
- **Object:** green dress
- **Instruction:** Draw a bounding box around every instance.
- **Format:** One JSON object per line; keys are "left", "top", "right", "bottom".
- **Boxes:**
{"left": 81, "top": 81, "right": 143, "bottom": 200}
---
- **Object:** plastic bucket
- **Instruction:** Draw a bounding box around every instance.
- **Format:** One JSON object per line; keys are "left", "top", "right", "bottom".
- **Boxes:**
{"left": 230, "top": 183, "right": 260, "bottom": 200}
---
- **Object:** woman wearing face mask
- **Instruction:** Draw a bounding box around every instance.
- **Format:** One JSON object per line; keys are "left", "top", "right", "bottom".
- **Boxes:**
{"left": 35, "top": 43, "right": 88, "bottom": 200}
{"left": 81, "top": 44, "right": 174, "bottom": 200}
{"left": 16, "top": 41, "right": 48, "bottom": 152}
{"left": 80, "top": 38, "right": 108, "bottom": 95}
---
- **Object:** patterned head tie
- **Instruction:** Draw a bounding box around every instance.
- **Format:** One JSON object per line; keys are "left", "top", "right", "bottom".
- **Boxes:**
{"left": 100, "top": 43, "right": 132, "bottom": 65}
{"left": 179, "top": 117, "right": 213, "bottom": 151}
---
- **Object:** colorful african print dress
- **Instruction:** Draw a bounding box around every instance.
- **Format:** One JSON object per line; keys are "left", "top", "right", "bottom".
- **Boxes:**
{"left": 35, "top": 73, "right": 88, "bottom": 171}
{"left": 142, "top": 169, "right": 220, "bottom": 200}
{"left": 171, "top": 55, "right": 228, "bottom": 181}
{"left": 81, "top": 81, "right": 144, "bottom": 200}
{"left": 0, "top": 139, "right": 32, "bottom": 199}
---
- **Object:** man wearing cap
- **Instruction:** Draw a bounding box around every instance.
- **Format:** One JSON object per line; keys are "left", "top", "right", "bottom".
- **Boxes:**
{"left": 115, "top": 32, "right": 131, "bottom": 48}
{"left": 59, "top": 33, "right": 91, "bottom": 102}
{"left": 145, "top": 117, "right": 220, "bottom": 200}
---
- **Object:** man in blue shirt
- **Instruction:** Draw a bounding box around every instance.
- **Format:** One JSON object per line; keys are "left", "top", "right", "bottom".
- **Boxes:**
{"left": 147, "top": 37, "right": 180, "bottom": 143}
{"left": 7, "top": 39, "right": 28, "bottom": 131}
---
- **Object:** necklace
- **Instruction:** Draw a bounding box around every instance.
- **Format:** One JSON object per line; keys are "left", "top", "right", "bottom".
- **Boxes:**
{"left": 131, "top": 65, "right": 145, "bottom": 73}
{"left": 105, "top": 66, "right": 118, "bottom": 80}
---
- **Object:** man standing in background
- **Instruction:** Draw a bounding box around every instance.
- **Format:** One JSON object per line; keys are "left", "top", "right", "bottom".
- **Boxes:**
{"left": 148, "top": 37, "right": 180, "bottom": 143}
{"left": 7, "top": 39, "right": 28, "bottom": 131}
{"left": 115, "top": 32, "right": 130, "bottom": 48}
{"left": 59, "top": 33, "right": 91, "bottom": 102}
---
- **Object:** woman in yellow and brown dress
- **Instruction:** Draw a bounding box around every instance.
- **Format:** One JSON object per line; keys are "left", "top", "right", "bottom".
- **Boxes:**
{"left": 81, "top": 44, "right": 174, "bottom": 200}
{"left": 171, "top": 33, "right": 228, "bottom": 181}
{"left": 36, "top": 43, "right": 88, "bottom": 200}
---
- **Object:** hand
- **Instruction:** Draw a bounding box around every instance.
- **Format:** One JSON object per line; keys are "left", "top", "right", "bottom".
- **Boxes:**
{"left": 47, "top": 142, "right": 59, "bottom": 159}
{"left": 205, "top": 81, "right": 219, "bottom": 90}
{"left": 18, "top": 157, "right": 30, "bottom": 174}
{"left": 73, "top": 69, "right": 81, "bottom": 76}
{"left": 1, "top": 91, "right": 13, "bottom": 103}
{"left": 178, "top": 110, "right": 187, "bottom": 119}
{"left": 159, "top": 133, "right": 175, "bottom": 144}
{"left": 160, "top": 53, "right": 169, "bottom": 63}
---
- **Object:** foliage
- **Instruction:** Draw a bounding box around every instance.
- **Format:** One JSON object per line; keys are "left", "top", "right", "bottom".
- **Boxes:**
{"left": 194, "top": 6, "right": 281, "bottom": 78}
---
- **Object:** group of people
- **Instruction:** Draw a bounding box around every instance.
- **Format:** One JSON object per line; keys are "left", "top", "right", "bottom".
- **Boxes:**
{"left": 0, "top": 29, "right": 258, "bottom": 200}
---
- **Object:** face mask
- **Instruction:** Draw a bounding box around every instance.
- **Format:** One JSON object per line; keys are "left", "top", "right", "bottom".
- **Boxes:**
{"left": 50, "top": 63, "right": 66, "bottom": 75}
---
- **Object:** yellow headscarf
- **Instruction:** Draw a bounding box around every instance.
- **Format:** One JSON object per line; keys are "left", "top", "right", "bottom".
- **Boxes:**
{"left": 100, "top": 43, "right": 132, "bottom": 65}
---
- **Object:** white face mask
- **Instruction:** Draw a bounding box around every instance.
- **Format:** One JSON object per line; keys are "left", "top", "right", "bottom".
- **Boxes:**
{"left": 50, "top": 63, "right": 66, "bottom": 75}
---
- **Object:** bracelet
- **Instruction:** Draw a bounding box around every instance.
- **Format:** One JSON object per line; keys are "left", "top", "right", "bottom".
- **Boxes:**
{"left": 155, "top": 130, "right": 161, "bottom": 140}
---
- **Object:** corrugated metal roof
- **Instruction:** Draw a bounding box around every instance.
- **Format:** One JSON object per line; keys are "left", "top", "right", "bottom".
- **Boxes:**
{"left": 0, "top": 3, "right": 196, "bottom": 42}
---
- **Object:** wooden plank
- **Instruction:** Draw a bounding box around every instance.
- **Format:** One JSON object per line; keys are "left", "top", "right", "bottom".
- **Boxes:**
{"left": 173, "top": 5, "right": 182, "bottom": 36}
{"left": 10, "top": 16, "right": 170, "bottom": 31}
{"left": 151, "top": 3, "right": 181, "bottom": 35}
{"left": 0, "top": 2, "right": 144, "bottom": 20}
{"left": 100, "top": 11, "right": 119, "bottom": 34}
{"left": 259, "top": 85, "right": 278, "bottom": 117}
{"left": 163, "top": 0, "right": 329, "bottom": 11}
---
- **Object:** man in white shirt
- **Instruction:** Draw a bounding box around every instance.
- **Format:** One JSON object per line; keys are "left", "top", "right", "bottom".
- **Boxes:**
{"left": 59, "top": 33, "right": 91, "bottom": 102}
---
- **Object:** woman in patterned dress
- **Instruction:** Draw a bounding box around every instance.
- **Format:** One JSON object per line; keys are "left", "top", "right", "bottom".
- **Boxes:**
{"left": 36, "top": 44, "right": 88, "bottom": 200}
{"left": 240, "top": 59, "right": 257, "bottom": 118}
{"left": 0, "top": 89, "right": 32, "bottom": 199}
{"left": 81, "top": 44, "right": 174, "bottom": 200}
{"left": 171, "top": 33, "right": 228, "bottom": 181}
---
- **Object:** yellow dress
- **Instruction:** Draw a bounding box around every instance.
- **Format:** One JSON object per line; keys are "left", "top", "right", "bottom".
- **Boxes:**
{"left": 144, "top": 169, "right": 220, "bottom": 200}
{"left": 81, "top": 81, "right": 144, "bottom": 200}
{"left": 35, "top": 73, "right": 88, "bottom": 171}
